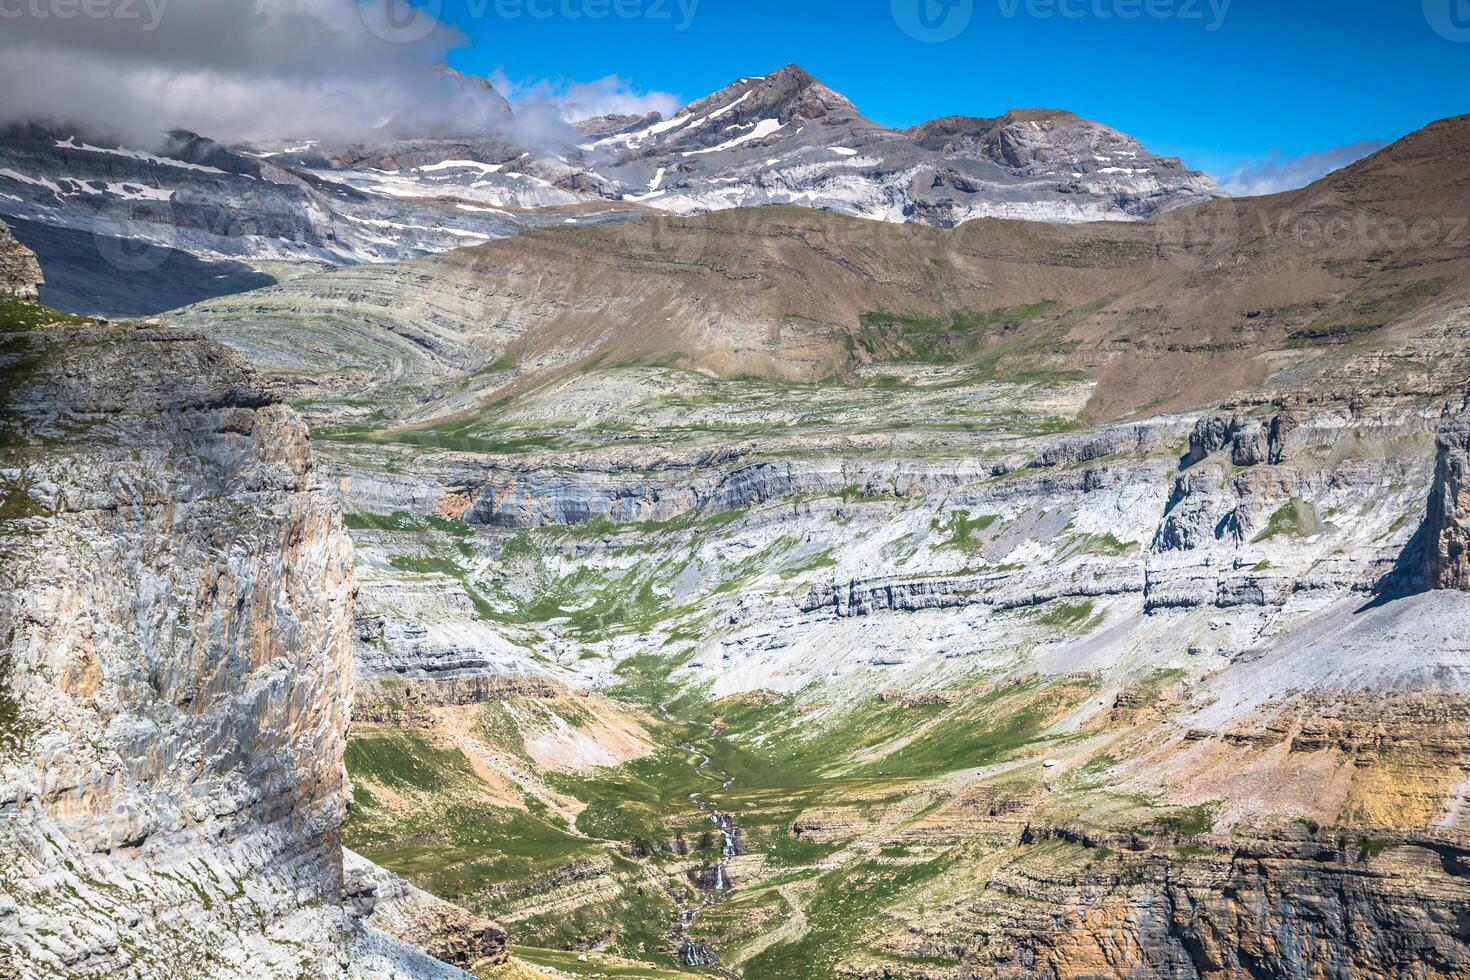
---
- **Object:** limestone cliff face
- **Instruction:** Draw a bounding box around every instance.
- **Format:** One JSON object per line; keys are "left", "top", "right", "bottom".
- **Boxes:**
{"left": 0, "top": 320, "right": 455, "bottom": 977}
{"left": 0, "top": 217, "right": 41, "bottom": 300}
{"left": 1427, "top": 424, "right": 1470, "bottom": 590}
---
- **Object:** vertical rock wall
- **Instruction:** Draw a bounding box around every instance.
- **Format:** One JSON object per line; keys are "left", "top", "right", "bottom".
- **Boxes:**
{"left": 0, "top": 319, "right": 382, "bottom": 976}
{"left": 1427, "top": 425, "right": 1470, "bottom": 590}
{"left": 0, "top": 217, "right": 42, "bottom": 301}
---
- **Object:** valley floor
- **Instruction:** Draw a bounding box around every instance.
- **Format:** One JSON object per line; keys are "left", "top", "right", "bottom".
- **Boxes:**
{"left": 322, "top": 293, "right": 1470, "bottom": 975}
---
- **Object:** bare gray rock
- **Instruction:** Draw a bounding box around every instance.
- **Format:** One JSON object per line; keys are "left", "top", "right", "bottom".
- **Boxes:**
{"left": 0, "top": 216, "right": 40, "bottom": 299}
{"left": 1185, "top": 416, "right": 1237, "bottom": 467}
{"left": 1231, "top": 420, "right": 1271, "bottom": 466}
{"left": 1426, "top": 424, "right": 1470, "bottom": 590}
{"left": 0, "top": 322, "right": 454, "bottom": 977}
{"left": 579, "top": 66, "right": 1221, "bottom": 225}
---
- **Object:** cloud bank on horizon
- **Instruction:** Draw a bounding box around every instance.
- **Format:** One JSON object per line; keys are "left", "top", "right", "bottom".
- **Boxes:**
{"left": 1219, "top": 141, "right": 1387, "bottom": 197}
{"left": 0, "top": 0, "right": 678, "bottom": 149}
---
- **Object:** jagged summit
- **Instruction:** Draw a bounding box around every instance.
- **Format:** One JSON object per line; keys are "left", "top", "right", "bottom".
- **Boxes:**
{"left": 904, "top": 109, "right": 1083, "bottom": 149}
{"left": 676, "top": 64, "right": 866, "bottom": 126}
{"left": 569, "top": 65, "right": 1219, "bottom": 224}
{"left": 576, "top": 63, "right": 880, "bottom": 162}
{"left": 907, "top": 108, "right": 1077, "bottom": 134}
{"left": 908, "top": 107, "right": 1189, "bottom": 176}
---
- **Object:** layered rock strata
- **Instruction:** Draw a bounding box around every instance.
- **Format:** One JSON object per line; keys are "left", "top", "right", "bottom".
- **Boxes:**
{"left": 346, "top": 851, "right": 508, "bottom": 974}
{"left": 0, "top": 314, "right": 457, "bottom": 976}
{"left": 1427, "top": 424, "right": 1470, "bottom": 590}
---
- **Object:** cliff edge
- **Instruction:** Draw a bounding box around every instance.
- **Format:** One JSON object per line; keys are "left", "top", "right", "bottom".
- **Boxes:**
{"left": 0, "top": 237, "right": 464, "bottom": 976}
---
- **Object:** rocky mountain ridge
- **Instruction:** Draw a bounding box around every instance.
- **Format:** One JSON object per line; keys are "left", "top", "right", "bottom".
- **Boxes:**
{"left": 0, "top": 65, "right": 1220, "bottom": 316}
{"left": 173, "top": 113, "right": 1470, "bottom": 432}
{"left": 294, "top": 65, "right": 1220, "bottom": 228}
{"left": 574, "top": 66, "right": 1220, "bottom": 224}
{"left": 0, "top": 125, "right": 644, "bottom": 316}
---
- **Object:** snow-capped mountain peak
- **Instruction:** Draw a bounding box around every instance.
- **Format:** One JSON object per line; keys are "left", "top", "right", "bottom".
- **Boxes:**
{"left": 572, "top": 65, "right": 1219, "bottom": 224}
{"left": 0, "top": 64, "right": 1223, "bottom": 313}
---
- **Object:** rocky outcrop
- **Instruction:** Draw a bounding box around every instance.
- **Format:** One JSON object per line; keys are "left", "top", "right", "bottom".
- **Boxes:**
{"left": 1426, "top": 424, "right": 1470, "bottom": 590}
{"left": 1026, "top": 420, "right": 1175, "bottom": 470}
{"left": 917, "top": 832, "right": 1470, "bottom": 979}
{"left": 0, "top": 216, "right": 41, "bottom": 300}
{"left": 0, "top": 322, "right": 454, "bottom": 976}
{"left": 1184, "top": 416, "right": 1236, "bottom": 467}
{"left": 802, "top": 564, "right": 1144, "bottom": 618}
{"left": 346, "top": 851, "right": 507, "bottom": 974}
{"left": 460, "top": 454, "right": 994, "bottom": 529}
{"left": 1185, "top": 411, "right": 1302, "bottom": 469}
{"left": 353, "top": 674, "right": 570, "bottom": 725}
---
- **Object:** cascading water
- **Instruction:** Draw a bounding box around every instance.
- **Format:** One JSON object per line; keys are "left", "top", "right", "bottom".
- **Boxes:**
{"left": 674, "top": 736, "right": 745, "bottom": 975}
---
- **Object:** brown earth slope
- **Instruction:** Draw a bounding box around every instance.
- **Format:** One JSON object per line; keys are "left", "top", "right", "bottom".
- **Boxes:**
{"left": 176, "top": 114, "right": 1470, "bottom": 426}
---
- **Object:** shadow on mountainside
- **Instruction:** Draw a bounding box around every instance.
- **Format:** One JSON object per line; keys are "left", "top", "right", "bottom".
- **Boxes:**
{"left": 7, "top": 216, "right": 275, "bottom": 318}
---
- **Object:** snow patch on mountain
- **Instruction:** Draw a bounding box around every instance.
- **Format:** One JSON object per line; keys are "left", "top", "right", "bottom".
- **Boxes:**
{"left": 682, "top": 118, "right": 785, "bottom": 156}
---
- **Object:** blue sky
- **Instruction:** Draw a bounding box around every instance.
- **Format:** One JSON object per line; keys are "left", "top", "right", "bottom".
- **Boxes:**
{"left": 435, "top": 0, "right": 1470, "bottom": 188}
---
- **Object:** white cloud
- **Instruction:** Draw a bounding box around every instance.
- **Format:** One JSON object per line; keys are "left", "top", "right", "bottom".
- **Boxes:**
{"left": 1219, "top": 141, "right": 1386, "bottom": 197}
{"left": 0, "top": 0, "right": 519, "bottom": 146}
{"left": 0, "top": 0, "right": 671, "bottom": 151}
{"left": 489, "top": 70, "right": 681, "bottom": 124}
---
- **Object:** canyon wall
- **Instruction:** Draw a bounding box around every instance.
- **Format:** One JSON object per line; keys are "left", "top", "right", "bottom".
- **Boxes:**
{"left": 1427, "top": 423, "right": 1470, "bottom": 590}
{"left": 0, "top": 279, "right": 460, "bottom": 976}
